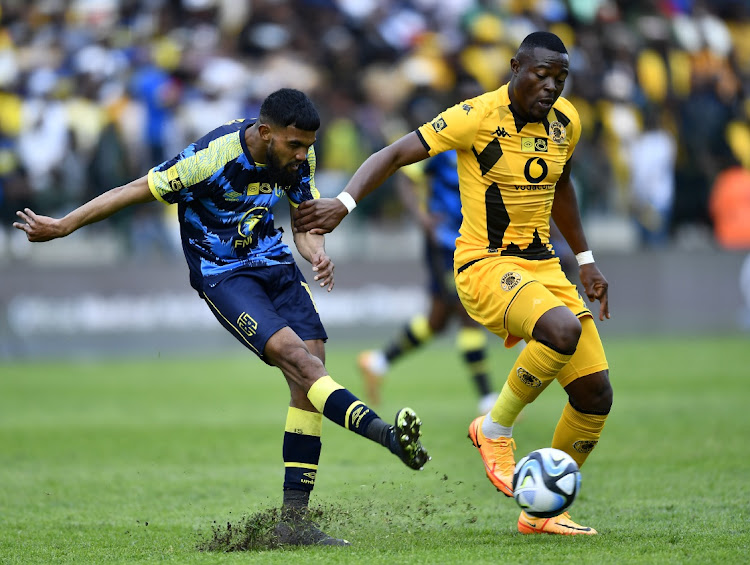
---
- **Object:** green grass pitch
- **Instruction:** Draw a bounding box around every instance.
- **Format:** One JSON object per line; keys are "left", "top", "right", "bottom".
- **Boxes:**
{"left": 1, "top": 335, "right": 748, "bottom": 563}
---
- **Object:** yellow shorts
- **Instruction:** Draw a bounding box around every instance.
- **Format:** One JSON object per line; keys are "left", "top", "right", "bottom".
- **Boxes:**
{"left": 456, "top": 257, "right": 608, "bottom": 385}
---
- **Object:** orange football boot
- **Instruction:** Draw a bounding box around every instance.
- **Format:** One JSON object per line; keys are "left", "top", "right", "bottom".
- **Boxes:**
{"left": 467, "top": 415, "right": 516, "bottom": 497}
{"left": 517, "top": 511, "right": 597, "bottom": 535}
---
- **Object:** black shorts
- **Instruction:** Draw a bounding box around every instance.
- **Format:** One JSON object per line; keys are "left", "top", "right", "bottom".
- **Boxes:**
{"left": 425, "top": 238, "right": 460, "bottom": 302}
{"left": 200, "top": 263, "right": 327, "bottom": 361}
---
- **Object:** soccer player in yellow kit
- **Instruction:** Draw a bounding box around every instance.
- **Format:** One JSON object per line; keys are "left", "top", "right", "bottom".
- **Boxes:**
{"left": 295, "top": 32, "right": 612, "bottom": 535}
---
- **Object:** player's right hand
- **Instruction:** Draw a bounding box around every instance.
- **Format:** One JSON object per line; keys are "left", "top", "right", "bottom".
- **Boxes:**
{"left": 579, "top": 263, "right": 610, "bottom": 321}
{"left": 294, "top": 198, "right": 347, "bottom": 234}
{"left": 13, "top": 208, "right": 66, "bottom": 242}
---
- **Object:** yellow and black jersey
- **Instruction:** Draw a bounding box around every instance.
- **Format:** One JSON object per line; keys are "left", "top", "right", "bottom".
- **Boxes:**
{"left": 416, "top": 83, "right": 581, "bottom": 270}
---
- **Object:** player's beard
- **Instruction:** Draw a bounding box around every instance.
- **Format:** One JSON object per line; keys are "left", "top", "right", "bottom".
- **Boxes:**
{"left": 266, "top": 141, "right": 301, "bottom": 188}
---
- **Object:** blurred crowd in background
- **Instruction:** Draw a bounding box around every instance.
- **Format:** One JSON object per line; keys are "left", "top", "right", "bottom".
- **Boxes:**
{"left": 0, "top": 0, "right": 749, "bottom": 260}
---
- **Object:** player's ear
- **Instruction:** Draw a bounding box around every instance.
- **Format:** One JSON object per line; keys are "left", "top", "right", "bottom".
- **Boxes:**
{"left": 258, "top": 122, "right": 273, "bottom": 141}
{"left": 510, "top": 57, "right": 520, "bottom": 75}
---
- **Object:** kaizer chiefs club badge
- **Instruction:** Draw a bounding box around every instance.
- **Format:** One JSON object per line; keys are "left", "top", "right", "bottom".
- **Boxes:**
{"left": 573, "top": 440, "right": 598, "bottom": 453}
{"left": 500, "top": 271, "right": 521, "bottom": 291}
{"left": 517, "top": 367, "right": 542, "bottom": 388}
{"left": 550, "top": 120, "right": 566, "bottom": 143}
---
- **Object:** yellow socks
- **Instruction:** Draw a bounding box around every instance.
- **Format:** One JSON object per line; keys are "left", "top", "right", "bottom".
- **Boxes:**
{"left": 489, "top": 340, "right": 572, "bottom": 428}
{"left": 490, "top": 382, "right": 528, "bottom": 427}
{"left": 552, "top": 402, "right": 608, "bottom": 468}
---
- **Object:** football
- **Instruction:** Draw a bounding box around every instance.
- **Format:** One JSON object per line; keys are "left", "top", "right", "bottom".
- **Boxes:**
{"left": 512, "top": 447, "right": 581, "bottom": 518}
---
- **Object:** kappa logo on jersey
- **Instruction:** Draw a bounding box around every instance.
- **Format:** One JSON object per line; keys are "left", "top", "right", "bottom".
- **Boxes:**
{"left": 237, "top": 312, "right": 258, "bottom": 337}
{"left": 493, "top": 127, "right": 511, "bottom": 138}
{"left": 550, "top": 120, "right": 566, "bottom": 143}
{"left": 462, "top": 103, "right": 473, "bottom": 114}
{"left": 521, "top": 138, "right": 548, "bottom": 152}
{"left": 301, "top": 471, "right": 317, "bottom": 485}
{"left": 500, "top": 271, "right": 522, "bottom": 291}
{"left": 573, "top": 440, "right": 598, "bottom": 453}
{"left": 517, "top": 367, "right": 542, "bottom": 388}
{"left": 431, "top": 116, "right": 448, "bottom": 132}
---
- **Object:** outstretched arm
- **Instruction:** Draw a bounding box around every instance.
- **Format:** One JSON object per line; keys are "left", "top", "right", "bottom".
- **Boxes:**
{"left": 552, "top": 161, "right": 610, "bottom": 320}
{"left": 13, "top": 175, "right": 155, "bottom": 242}
{"left": 294, "top": 131, "right": 430, "bottom": 234}
{"left": 291, "top": 203, "right": 334, "bottom": 292}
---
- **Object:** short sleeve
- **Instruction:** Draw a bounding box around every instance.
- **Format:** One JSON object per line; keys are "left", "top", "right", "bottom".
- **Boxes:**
{"left": 557, "top": 99, "right": 582, "bottom": 160}
{"left": 147, "top": 125, "right": 245, "bottom": 204}
{"left": 416, "top": 99, "right": 484, "bottom": 156}
{"left": 148, "top": 158, "right": 193, "bottom": 204}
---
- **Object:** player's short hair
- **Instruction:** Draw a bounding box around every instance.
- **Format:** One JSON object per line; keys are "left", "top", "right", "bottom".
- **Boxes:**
{"left": 517, "top": 31, "right": 568, "bottom": 55}
{"left": 260, "top": 88, "right": 320, "bottom": 131}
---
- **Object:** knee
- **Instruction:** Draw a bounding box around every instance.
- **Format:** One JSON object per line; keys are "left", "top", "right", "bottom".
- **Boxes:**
{"left": 289, "top": 346, "right": 322, "bottom": 375}
{"left": 557, "top": 317, "right": 582, "bottom": 354}
{"left": 568, "top": 371, "right": 613, "bottom": 414}
{"left": 588, "top": 378, "right": 613, "bottom": 414}
{"left": 268, "top": 342, "right": 323, "bottom": 384}
{"left": 533, "top": 309, "right": 582, "bottom": 355}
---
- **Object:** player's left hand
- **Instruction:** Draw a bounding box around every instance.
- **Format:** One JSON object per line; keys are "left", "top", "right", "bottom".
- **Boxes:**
{"left": 311, "top": 250, "right": 335, "bottom": 292}
{"left": 13, "top": 208, "right": 67, "bottom": 242}
{"left": 295, "top": 198, "right": 348, "bottom": 234}
{"left": 579, "top": 263, "right": 609, "bottom": 320}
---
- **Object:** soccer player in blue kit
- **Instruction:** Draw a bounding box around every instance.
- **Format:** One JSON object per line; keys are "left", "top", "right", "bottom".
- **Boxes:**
{"left": 13, "top": 88, "right": 430, "bottom": 547}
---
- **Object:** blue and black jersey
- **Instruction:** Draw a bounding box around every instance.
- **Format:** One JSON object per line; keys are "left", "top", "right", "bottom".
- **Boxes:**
{"left": 148, "top": 119, "right": 319, "bottom": 291}
{"left": 424, "top": 150, "right": 462, "bottom": 250}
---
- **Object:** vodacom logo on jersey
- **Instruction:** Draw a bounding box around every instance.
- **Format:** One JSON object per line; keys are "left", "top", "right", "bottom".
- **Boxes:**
{"left": 523, "top": 157, "right": 548, "bottom": 183}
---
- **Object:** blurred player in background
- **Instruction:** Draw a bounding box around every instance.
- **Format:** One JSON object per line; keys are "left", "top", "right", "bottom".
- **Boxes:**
{"left": 358, "top": 149, "right": 498, "bottom": 415}
{"left": 13, "top": 88, "right": 430, "bottom": 547}
{"left": 295, "top": 32, "right": 612, "bottom": 536}
{"left": 359, "top": 84, "right": 498, "bottom": 415}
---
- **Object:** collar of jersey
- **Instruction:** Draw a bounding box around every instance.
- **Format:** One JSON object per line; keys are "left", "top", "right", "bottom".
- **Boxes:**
{"left": 240, "top": 119, "right": 267, "bottom": 168}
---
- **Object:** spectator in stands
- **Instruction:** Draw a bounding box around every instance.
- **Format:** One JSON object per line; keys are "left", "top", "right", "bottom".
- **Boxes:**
{"left": 627, "top": 107, "right": 677, "bottom": 246}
